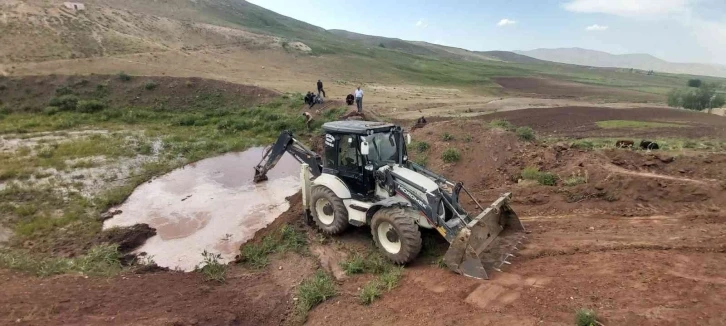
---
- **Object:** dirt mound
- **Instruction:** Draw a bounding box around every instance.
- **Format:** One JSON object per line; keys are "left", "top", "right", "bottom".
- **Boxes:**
{"left": 411, "top": 120, "right": 726, "bottom": 217}
{"left": 480, "top": 106, "right": 726, "bottom": 138}
{"left": 0, "top": 75, "right": 278, "bottom": 113}
{"left": 95, "top": 224, "right": 156, "bottom": 253}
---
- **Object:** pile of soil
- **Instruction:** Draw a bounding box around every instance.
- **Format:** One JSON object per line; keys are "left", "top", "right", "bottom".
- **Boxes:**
{"left": 410, "top": 120, "right": 726, "bottom": 217}
{"left": 94, "top": 224, "right": 157, "bottom": 253}
{"left": 0, "top": 75, "right": 278, "bottom": 113}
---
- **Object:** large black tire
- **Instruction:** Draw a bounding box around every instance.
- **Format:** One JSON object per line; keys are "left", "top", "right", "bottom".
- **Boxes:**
{"left": 310, "top": 186, "right": 348, "bottom": 235}
{"left": 370, "top": 207, "right": 422, "bottom": 264}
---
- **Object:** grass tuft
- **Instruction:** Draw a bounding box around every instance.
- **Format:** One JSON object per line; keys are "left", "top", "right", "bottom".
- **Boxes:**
{"left": 490, "top": 119, "right": 515, "bottom": 131}
{"left": 442, "top": 132, "right": 455, "bottom": 141}
{"left": 239, "top": 225, "right": 307, "bottom": 268}
{"left": 441, "top": 148, "right": 461, "bottom": 163}
{"left": 359, "top": 280, "right": 382, "bottom": 305}
{"left": 0, "top": 244, "right": 122, "bottom": 277}
{"left": 516, "top": 126, "right": 536, "bottom": 141}
{"left": 296, "top": 271, "right": 337, "bottom": 313}
{"left": 196, "top": 250, "right": 226, "bottom": 283}
{"left": 575, "top": 308, "right": 598, "bottom": 326}
{"left": 521, "top": 167, "right": 556, "bottom": 186}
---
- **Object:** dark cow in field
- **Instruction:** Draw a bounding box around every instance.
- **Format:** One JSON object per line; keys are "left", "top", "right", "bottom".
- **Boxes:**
{"left": 615, "top": 140, "right": 634, "bottom": 148}
{"left": 640, "top": 140, "right": 659, "bottom": 150}
{"left": 346, "top": 94, "right": 355, "bottom": 105}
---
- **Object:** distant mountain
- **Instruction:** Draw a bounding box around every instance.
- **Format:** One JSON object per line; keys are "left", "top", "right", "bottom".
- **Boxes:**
{"left": 516, "top": 48, "right": 726, "bottom": 78}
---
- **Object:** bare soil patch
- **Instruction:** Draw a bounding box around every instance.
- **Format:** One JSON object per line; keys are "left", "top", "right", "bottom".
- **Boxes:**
{"left": 494, "top": 77, "right": 662, "bottom": 103}
{"left": 480, "top": 106, "right": 726, "bottom": 138}
{"left": 0, "top": 74, "right": 278, "bottom": 113}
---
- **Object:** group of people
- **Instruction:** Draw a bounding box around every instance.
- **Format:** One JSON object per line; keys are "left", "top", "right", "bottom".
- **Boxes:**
{"left": 304, "top": 79, "right": 364, "bottom": 112}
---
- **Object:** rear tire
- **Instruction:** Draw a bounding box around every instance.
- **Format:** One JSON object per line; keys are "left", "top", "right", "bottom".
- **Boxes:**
{"left": 310, "top": 186, "right": 348, "bottom": 235}
{"left": 371, "top": 207, "right": 422, "bottom": 264}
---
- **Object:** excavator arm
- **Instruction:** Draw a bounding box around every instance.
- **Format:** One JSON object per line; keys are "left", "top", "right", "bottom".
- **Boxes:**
{"left": 253, "top": 131, "right": 323, "bottom": 183}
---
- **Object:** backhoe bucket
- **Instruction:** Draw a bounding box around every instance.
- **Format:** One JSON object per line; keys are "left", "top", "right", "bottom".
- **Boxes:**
{"left": 443, "top": 193, "right": 526, "bottom": 279}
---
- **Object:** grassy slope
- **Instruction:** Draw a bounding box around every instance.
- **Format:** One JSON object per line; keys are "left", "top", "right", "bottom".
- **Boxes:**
{"left": 7, "top": 0, "right": 724, "bottom": 96}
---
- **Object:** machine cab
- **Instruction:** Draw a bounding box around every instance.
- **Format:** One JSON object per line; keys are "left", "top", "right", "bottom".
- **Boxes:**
{"left": 321, "top": 121, "right": 409, "bottom": 199}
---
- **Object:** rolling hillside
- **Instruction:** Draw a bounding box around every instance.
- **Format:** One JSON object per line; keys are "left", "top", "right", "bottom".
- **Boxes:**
{"left": 1, "top": 0, "right": 723, "bottom": 94}
{"left": 517, "top": 48, "right": 726, "bottom": 78}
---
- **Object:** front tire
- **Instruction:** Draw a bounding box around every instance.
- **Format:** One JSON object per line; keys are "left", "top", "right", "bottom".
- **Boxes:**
{"left": 371, "top": 207, "right": 422, "bottom": 264}
{"left": 310, "top": 186, "right": 348, "bottom": 235}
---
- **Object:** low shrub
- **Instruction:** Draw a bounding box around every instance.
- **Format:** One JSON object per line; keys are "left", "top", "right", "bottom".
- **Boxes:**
{"left": 516, "top": 126, "right": 536, "bottom": 141}
{"left": 77, "top": 100, "right": 107, "bottom": 113}
{"left": 441, "top": 148, "right": 461, "bottom": 163}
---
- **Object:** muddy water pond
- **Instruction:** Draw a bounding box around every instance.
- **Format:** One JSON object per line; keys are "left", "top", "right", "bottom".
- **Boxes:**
{"left": 103, "top": 148, "right": 300, "bottom": 270}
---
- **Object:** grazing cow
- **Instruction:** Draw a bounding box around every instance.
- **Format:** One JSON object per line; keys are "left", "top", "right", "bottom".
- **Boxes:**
{"left": 615, "top": 140, "right": 634, "bottom": 148}
{"left": 640, "top": 140, "right": 660, "bottom": 150}
{"left": 346, "top": 94, "right": 355, "bottom": 105}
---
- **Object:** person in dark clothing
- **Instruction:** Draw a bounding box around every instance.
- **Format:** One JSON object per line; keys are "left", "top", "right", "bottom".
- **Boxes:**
{"left": 346, "top": 94, "right": 354, "bottom": 105}
{"left": 317, "top": 80, "right": 326, "bottom": 98}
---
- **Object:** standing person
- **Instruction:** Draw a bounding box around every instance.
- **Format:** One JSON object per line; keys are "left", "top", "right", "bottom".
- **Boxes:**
{"left": 317, "top": 80, "right": 326, "bottom": 98}
{"left": 354, "top": 86, "right": 363, "bottom": 112}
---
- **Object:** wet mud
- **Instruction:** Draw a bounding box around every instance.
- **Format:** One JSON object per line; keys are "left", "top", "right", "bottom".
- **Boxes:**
{"left": 103, "top": 148, "right": 300, "bottom": 270}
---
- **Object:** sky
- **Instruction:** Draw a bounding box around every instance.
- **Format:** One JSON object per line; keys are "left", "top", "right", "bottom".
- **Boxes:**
{"left": 247, "top": 0, "right": 726, "bottom": 65}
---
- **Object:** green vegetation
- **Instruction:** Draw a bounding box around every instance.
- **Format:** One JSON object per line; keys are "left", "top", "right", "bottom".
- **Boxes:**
{"left": 0, "top": 89, "right": 340, "bottom": 268}
{"left": 563, "top": 171, "right": 588, "bottom": 186}
{"left": 296, "top": 271, "right": 337, "bottom": 314}
{"left": 575, "top": 308, "right": 598, "bottom": 326}
{"left": 0, "top": 244, "right": 122, "bottom": 277}
{"left": 359, "top": 280, "right": 382, "bottom": 305}
{"left": 144, "top": 81, "right": 159, "bottom": 90}
{"left": 412, "top": 155, "right": 428, "bottom": 167}
{"left": 489, "top": 119, "right": 515, "bottom": 131}
{"left": 516, "top": 126, "right": 536, "bottom": 141}
{"left": 339, "top": 251, "right": 404, "bottom": 305}
{"left": 413, "top": 141, "right": 430, "bottom": 152}
{"left": 339, "top": 254, "right": 366, "bottom": 275}
{"left": 441, "top": 148, "right": 461, "bottom": 163}
{"left": 688, "top": 79, "right": 702, "bottom": 88}
{"left": 49, "top": 94, "right": 79, "bottom": 111}
{"left": 77, "top": 100, "right": 107, "bottom": 113}
{"left": 463, "top": 135, "right": 472, "bottom": 142}
{"left": 521, "top": 167, "right": 556, "bottom": 186}
{"left": 118, "top": 72, "right": 131, "bottom": 81}
{"left": 442, "top": 132, "right": 455, "bottom": 141}
{"left": 570, "top": 140, "right": 595, "bottom": 150}
{"left": 596, "top": 120, "right": 685, "bottom": 129}
{"left": 239, "top": 225, "right": 307, "bottom": 268}
{"left": 196, "top": 250, "right": 226, "bottom": 283}
{"left": 667, "top": 82, "right": 725, "bottom": 111}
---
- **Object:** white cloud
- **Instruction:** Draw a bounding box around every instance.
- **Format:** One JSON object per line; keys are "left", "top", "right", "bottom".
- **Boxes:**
{"left": 415, "top": 19, "right": 428, "bottom": 28}
{"left": 564, "top": 0, "right": 691, "bottom": 17}
{"left": 497, "top": 19, "right": 517, "bottom": 27}
{"left": 585, "top": 24, "right": 609, "bottom": 31}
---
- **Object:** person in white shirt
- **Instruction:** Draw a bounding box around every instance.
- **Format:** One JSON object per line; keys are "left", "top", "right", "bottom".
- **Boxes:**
{"left": 354, "top": 86, "right": 364, "bottom": 112}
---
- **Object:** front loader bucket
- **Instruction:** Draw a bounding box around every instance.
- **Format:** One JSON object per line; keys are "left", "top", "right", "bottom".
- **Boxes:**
{"left": 443, "top": 193, "right": 526, "bottom": 279}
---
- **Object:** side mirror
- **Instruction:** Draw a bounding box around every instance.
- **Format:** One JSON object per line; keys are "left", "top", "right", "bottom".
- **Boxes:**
{"left": 406, "top": 133, "right": 411, "bottom": 145}
{"left": 360, "top": 141, "right": 370, "bottom": 155}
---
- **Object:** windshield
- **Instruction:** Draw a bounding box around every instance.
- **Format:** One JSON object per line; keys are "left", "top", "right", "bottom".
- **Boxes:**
{"left": 365, "top": 132, "right": 399, "bottom": 165}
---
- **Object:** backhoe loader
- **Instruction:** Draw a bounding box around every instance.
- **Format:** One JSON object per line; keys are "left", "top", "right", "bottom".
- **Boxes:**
{"left": 254, "top": 121, "right": 525, "bottom": 279}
